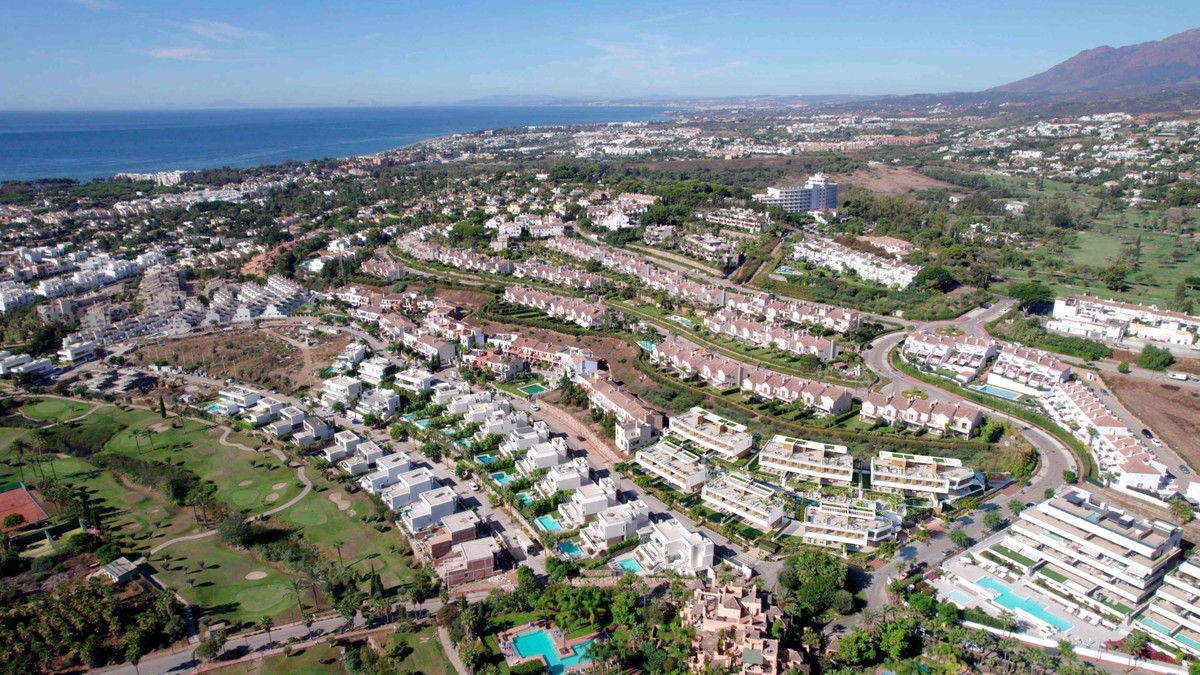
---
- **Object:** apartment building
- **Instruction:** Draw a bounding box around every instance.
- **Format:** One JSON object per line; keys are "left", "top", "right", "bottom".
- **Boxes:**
{"left": 869, "top": 451, "right": 982, "bottom": 507}
{"left": 669, "top": 407, "right": 755, "bottom": 460}
{"left": 636, "top": 440, "right": 708, "bottom": 493}
{"left": 792, "top": 236, "right": 921, "bottom": 288}
{"left": 578, "top": 499, "right": 650, "bottom": 555}
{"left": 986, "top": 344, "right": 1071, "bottom": 397}
{"left": 701, "top": 473, "right": 786, "bottom": 531}
{"left": 579, "top": 373, "right": 664, "bottom": 452}
{"left": 1134, "top": 558, "right": 1200, "bottom": 657}
{"left": 752, "top": 173, "right": 838, "bottom": 212}
{"left": 758, "top": 435, "right": 853, "bottom": 486}
{"left": 634, "top": 518, "right": 714, "bottom": 575}
{"left": 798, "top": 497, "right": 898, "bottom": 552}
{"left": 358, "top": 356, "right": 393, "bottom": 386}
{"left": 1049, "top": 295, "right": 1200, "bottom": 348}
{"left": 902, "top": 330, "right": 999, "bottom": 383}
{"left": 503, "top": 286, "right": 606, "bottom": 329}
{"left": 697, "top": 207, "right": 772, "bottom": 233}
{"left": 1002, "top": 487, "right": 1182, "bottom": 612}
{"left": 680, "top": 233, "right": 743, "bottom": 269}
{"left": 704, "top": 309, "right": 838, "bottom": 362}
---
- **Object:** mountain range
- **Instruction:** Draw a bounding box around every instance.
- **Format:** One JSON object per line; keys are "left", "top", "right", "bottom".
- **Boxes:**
{"left": 991, "top": 27, "right": 1200, "bottom": 94}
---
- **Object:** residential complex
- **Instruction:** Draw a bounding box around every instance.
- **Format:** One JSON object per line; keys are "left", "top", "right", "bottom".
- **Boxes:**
{"left": 757, "top": 435, "right": 854, "bottom": 486}
{"left": 701, "top": 473, "right": 786, "bottom": 531}
{"left": 1049, "top": 295, "right": 1200, "bottom": 348}
{"left": 697, "top": 207, "right": 773, "bottom": 233}
{"left": 869, "top": 451, "right": 983, "bottom": 507}
{"left": 798, "top": 498, "right": 898, "bottom": 553}
{"left": 792, "top": 235, "right": 922, "bottom": 288}
{"left": 902, "top": 330, "right": 999, "bottom": 383}
{"left": 682, "top": 582, "right": 801, "bottom": 675}
{"left": 667, "top": 406, "right": 755, "bottom": 460}
{"left": 635, "top": 440, "right": 708, "bottom": 493}
{"left": 752, "top": 173, "right": 838, "bottom": 212}
{"left": 986, "top": 344, "right": 1071, "bottom": 396}
{"left": 1134, "top": 557, "right": 1200, "bottom": 657}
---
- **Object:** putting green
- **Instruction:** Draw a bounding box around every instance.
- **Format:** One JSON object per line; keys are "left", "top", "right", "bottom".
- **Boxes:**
{"left": 288, "top": 507, "right": 328, "bottom": 527}
{"left": 237, "top": 583, "right": 291, "bottom": 613}
{"left": 228, "top": 488, "right": 260, "bottom": 508}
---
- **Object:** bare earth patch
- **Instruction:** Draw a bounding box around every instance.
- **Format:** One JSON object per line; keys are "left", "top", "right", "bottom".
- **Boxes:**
{"left": 1101, "top": 372, "right": 1200, "bottom": 463}
{"left": 271, "top": 482, "right": 286, "bottom": 490}
{"left": 264, "top": 493, "right": 279, "bottom": 503}
{"left": 238, "top": 480, "right": 254, "bottom": 486}
{"left": 148, "top": 423, "right": 170, "bottom": 433}
{"left": 244, "top": 571, "right": 268, "bottom": 580}
{"left": 328, "top": 492, "right": 352, "bottom": 511}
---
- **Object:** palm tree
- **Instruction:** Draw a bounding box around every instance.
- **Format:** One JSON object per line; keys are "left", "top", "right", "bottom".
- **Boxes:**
{"left": 332, "top": 539, "right": 344, "bottom": 565}
{"left": 10, "top": 439, "right": 27, "bottom": 485}
{"left": 257, "top": 616, "right": 273, "bottom": 645}
{"left": 860, "top": 607, "right": 881, "bottom": 636}
{"left": 289, "top": 579, "right": 306, "bottom": 620}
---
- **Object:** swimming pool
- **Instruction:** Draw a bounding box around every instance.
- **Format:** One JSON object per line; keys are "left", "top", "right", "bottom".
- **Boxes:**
{"left": 516, "top": 492, "right": 534, "bottom": 506}
{"left": 414, "top": 419, "right": 431, "bottom": 428}
{"left": 491, "top": 472, "right": 514, "bottom": 485}
{"left": 615, "top": 558, "right": 644, "bottom": 574}
{"left": 974, "top": 384, "right": 1023, "bottom": 401}
{"left": 947, "top": 590, "right": 973, "bottom": 607}
{"left": 558, "top": 541, "right": 581, "bottom": 556}
{"left": 206, "top": 404, "right": 226, "bottom": 414}
{"left": 537, "top": 515, "right": 563, "bottom": 531}
{"left": 637, "top": 341, "right": 657, "bottom": 351}
{"left": 520, "top": 383, "right": 548, "bottom": 395}
{"left": 777, "top": 266, "right": 803, "bottom": 275}
{"left": 977, "top": 576, "right": 1072, "bottom": 631}
{"left": 667, "top": 315, "right": 693, "bottom": 327}
{"left": 511, "top": 629, "right": 594, "bottom": 675}
{"left": 476, "top": 454, "right": 495, "bottom": 464}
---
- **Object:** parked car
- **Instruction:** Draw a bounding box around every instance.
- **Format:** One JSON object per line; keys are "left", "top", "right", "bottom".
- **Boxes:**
{"left": 1100, "top": 388, "right": 1109, "bottom": 396}
{"left": 1179, "top": 464, "right": 1190, "bottom": 474}
{"left": 1141, "top": 428, "right": 1155, "bottom": 440}
{"left": 530, "top": 404, "right": 540, "bottom": 411}
{"left": 1151, "top": 438, "right": 1163, "bottom": 448}
{"left": 469, "top": 481, "right": 480, "bottom": 491}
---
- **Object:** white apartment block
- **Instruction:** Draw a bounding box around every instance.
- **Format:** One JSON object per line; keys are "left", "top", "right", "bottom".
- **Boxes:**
{"left": 860, "top": 394, "right": 984, "bottom": 438}
{"left": 697, "top": 207, "right": 772, "bottom": 233}
{"left": 701, "top": 473, "right": 786, "bottom": 531}
{"left": 1002, "top": 487, "right": 1181, "bottom": 612}
{"left": 578, "top": 499, "right": 650, "bottom": 555}
{"left": 636, "top": 440, "right": 708, "bottom": 493}
{"left": 358, "top": 356, "right": 394, "bottom": 386}
{"left": 799, "top": 499, "right": 898, "bottom": 553}
{"left": 668, "top": 407, "right": 754, "bottom": 460}
{"left": 1134, "top": 558, "right": 1200, "bottom": 657}
{"left": 986, "top": 344, "right": 1071, "bottom": 397}
{"left": 870, "top": 451, "right": 982, "bottom": 507}
{"left": 634, "top": 518, "right": 714, "bottom": 575}
{"left": 792, "top": 236, "right": 921, "bottom": 288}
{"left": 902, "top": 330, "right": 999, "bottom": 383}
{"left": 1049, "top": 295, "right": 1200, "bottom": 348}
{"left": 752, "top": 173, "right": 838, "bottom": 212}
{"left": 758, "top": 435, "right": 854, "bottom": 486}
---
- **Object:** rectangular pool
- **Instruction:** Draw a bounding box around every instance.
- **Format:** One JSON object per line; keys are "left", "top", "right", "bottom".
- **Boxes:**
{"left": 520, "top": 383, "right": 548, "bottom": 395}
{"left": 511, "top": 629, "right": 594, "bottom": 675}
{"left": 615, "top": 558, "right": 644, "bottom": 574}
{"left": 637, "top": 341, "right": 657, "bottom": 351}
{"left": 537, "top": 515, "right": 563, "bottom": 531}
{"left": 947, "top": 590, "right": 973, "bottom": 606}
{"left": 558, "top": 541, "right": 581, "bottom": 556}
{"left": 490, "top": 472, "right": 514, "bottom": 485}
{"left": 977, "top": 576, "right": 1072, "bottom": 631}
{"left": 516, "top": 492, "right": 534, "bottom": 506}
{"left": 667, "top": 315, "right": 693, "bottom": 327}
{"left": 476, "top": 454, "right": 495, "bottom": 464}
{"left": 414, "top": 419, "right": 431, "bottom": 428}
{"left": 974, "top": 384, "right": 1023, "bottom": 401}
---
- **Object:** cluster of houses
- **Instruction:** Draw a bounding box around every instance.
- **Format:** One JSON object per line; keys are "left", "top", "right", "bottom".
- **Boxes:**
{"left": 792, "top": 235, "right": 922, "bottom": 288}
{"left": 503, "top": 286, "right": 608, "bottom": 329}
{"left": 683, "top": 581, "right": 803, "bottom": 675}
{"left": 901, "top": 330, "right": 1000, "bottom": 383}
{"left": 696, "top": 207, "right": 773, "bottom": 233}
{"left": 703, "top": 309, "right": 839, "bottom": 361}
{"left": 860, "top": 392, "right": 985, "bottom": 438}
{"left": 1043, "top": 380, "right": 1174, "bottom": 496}
{"left": 578, "top": 372, "right": 665, "bottom": 453}
{"left": 1048, "top": 294, "right": 1200, "bottom": 349}
{"left": 511, "top": 260, "right": 606, "bottom": 290}
{"left": 985, "top": 344, "right": 1072, "bottom": 397}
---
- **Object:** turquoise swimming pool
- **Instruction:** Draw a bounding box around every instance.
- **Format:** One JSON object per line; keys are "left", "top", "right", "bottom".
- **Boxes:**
{"left": 977, "top": 577, "right": 1071, "bottom": 631}
{"left": 511, "top": 629, "right": 594, "bottom": 675}
{"left": 476, "top": 454, "right": 495, "bottom": 464}
{"left": 667, "top": 315, "right": 693, "bottom": 327}
{"left": 537, "top": 515, "right": 563, "bottom": 531}
{"left": 637, "top": 341, "right": 657, "bottom": 351}
{"left": 558, "top": 541, "right": 581, "bottom": 556}
{"left": 777, "top": 266, "right": 803, "bottom": 275}
{"left": 974, "top": 384, "right": 1023, "bottom": 401}
{"left": 491, "top": 471, "right": 514, "bottom": 485}
{"left": 519, "top": 383, "right": 548, "bottom": 395}
{"left": 947, "top": 590, "right": 973, "bottom": 606}
{"left": 516, "top": 492, "right": 534, "bottom": 506}
{"left": 615, "top": 558, "right": 644, "bottom": 574}
{"left": 414, "top": 419, "right": 431, "bottom": 428}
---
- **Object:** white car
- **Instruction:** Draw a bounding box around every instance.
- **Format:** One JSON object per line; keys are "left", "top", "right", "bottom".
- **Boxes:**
{"left": 469, "top": 481, "right": 480, "bottom": 491}
{"left": 529, "top": 404, "right": 540, "bottom": 411}
{"left": 1151, "top": 438, "right": 1163, "bottom": 448}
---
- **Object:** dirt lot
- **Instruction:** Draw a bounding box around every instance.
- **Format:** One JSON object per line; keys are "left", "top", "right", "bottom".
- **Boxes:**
{"left": 1100, "top": 371, "right": 1200, "bottom": 463}
{"left": 131, "top": 328, "right": 351, "bottom": 395}
{"left": 831, "top": 165, "right": 959, "bottom": 196}
{"left": 433, "top": 287, "right": 495, "bottom": 311}
{"left": 1113, "top": 349, "right": 1200, "bottom": 377}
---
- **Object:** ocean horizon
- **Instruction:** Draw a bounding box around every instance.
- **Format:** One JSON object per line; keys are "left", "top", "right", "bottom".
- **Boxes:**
{"left": 0, "top": 106, "right": 670, "bottom": 183}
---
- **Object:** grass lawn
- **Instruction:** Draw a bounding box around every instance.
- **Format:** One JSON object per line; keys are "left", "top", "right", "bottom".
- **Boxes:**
{"left": 276, "top": 481, "right": 416, "bottom": 591}
{"left": 21, "top": 398, "right": 96, "bottom": 422}
{"left": 391, "top": 625, "right": 454, "bottom": 675}
{"left": 210, "top": 641, "right": 346, "bottom": 674}
{"left": 100, "top": 408, "right": 302, "bottom": 515}
{"left": 150, "top": 536, "right": 305, "bottom": 626}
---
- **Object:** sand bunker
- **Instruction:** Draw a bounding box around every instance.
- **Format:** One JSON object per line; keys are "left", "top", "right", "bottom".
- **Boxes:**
{"left": 244, "top": 571, "right": 268, "bottom": 580}
{"left": 238, "top": 480, "right": 253, "bottom": 486}
{"left": 264, "top": 493, "right": 279, "bottom": 503}
{"left": 328, "top": 492, "right": 351, "bottom": 511}
{"left": 149, "top": 423, "right": 170, "bottom": 433}
{"left": 272, "top": 482, "right": 287, "bottom": 490}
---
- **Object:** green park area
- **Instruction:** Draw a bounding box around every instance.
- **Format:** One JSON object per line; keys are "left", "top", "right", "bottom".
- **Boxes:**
{"left": 20, "top": 397, "right": 96, "bottom": 423}
{"left": 211, "top": 641, "right": 347, "bottom": 675}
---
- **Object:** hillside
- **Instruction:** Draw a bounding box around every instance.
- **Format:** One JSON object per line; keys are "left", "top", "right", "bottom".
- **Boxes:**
{"left": 992, "top": 27, "right": 1200, "bottom": 94}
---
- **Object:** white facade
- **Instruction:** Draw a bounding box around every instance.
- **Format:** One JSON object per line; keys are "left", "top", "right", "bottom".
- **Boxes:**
{"left": 752, "top": 173, "right": 838, "bottom": 212}
{"left": 758, "top": 435, "right": 853, "bottom": 486}
{"left": 636, "top": 440, "right": 708, "bottom": 493}
{"left": 701, "top": 473, "right": 786, "bottom": 531}
{"left": 668, "top": 407, "right": 754, "bottom": 460}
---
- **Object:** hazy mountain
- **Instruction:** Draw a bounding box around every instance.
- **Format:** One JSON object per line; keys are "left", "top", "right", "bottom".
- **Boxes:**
{"left": 991, "top": 27, "right": 1200, "bottom": 94}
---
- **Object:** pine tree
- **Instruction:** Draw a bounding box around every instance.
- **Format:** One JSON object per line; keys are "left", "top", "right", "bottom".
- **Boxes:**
{"left": 158, "top": 396, "right": 167, "bottom": 418}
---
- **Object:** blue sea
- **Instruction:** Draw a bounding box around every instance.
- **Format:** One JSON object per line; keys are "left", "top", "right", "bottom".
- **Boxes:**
{"left": 0, "top": 106, "right": 669, "bottom": 182}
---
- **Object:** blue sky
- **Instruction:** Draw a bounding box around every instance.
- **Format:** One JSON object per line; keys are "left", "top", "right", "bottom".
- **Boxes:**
{"left": 4, "top": 0, "right": 1200, "bottom": 110}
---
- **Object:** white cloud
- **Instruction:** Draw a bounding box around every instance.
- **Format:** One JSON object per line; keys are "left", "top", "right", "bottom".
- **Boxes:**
{"left": 143, "top": 47, "right": 216, "bottom": 61}
{"left": 184, "top": 19, "right": 267, "bottom": 42}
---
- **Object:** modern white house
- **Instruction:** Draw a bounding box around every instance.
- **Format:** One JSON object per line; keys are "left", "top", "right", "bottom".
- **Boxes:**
{"left": 356, "top": 388, "right": 401, "bottom": 420}
{"left": 321, "top": 375, "right": 363, "bottom": 407}
{"left": 635, "top": 518, "right": 714, "bottom": 575}
{"left": 701, "top": 473, "right": 786, "bottom": 531}
{"left": 358, "top": 356, "right": 394, "bottom": 386}
{"left": 338, "top": 440, "right": 386, "bottom": 476}
{"left": 379, "top": 467, "right": 438, "bottom": 510}
{"left": 401, "top": 486, "right": 458, "bottom": 533}
{"left": 323, "top": 430, "right": 362, "bottom": 462}
{"left": 218, "top": 386, "right": 261, "bottom": 411}
{"left": 578, "top": 499, "right": 650, "bottom": 555}
{"left": 395, "top": 367, "right": 436, "bottom": 393}
{"left": 359, "top": 453, "right": 413, "bottom": 492}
